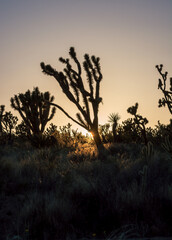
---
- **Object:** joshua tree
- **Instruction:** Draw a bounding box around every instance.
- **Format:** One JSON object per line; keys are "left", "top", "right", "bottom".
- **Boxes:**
{"left": 108, "top": 113, "right": 120, "bottom": 142}
{"left": 11, "top": 87, "right": 56, "bottom": 144}
{"left": 156, "top": 64, "right": 172, "bottom": 114}
{"left": 127, "top": 103, "right": 148, "bottom": 145}
{"left": 2, "top": 111, "right": 18, "bottom": 141}
{"left": 41, "top": 47, "right": 105, "bottom": 152}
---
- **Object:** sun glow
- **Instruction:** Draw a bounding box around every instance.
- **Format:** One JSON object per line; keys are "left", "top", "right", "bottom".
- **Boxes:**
{"left": 81, "top": 129, "right": 93, "bottom": 138}
{"left": 87, "top": 131, "right": 93, "bottom": 138}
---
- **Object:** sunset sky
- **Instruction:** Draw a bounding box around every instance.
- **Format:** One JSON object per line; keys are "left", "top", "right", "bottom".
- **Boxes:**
{"left": 1, "top": 0, "right": 172, "bottom": 134}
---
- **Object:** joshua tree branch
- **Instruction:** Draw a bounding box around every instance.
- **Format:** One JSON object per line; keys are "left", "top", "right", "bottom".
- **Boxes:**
{"left": 156, "top": 64, "right": 172, "bottom": 114}
{"left": 49, "top": 102, "right": 89, "bottom": 130}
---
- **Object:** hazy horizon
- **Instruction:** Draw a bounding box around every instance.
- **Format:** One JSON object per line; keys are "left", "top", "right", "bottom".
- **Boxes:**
{"left": 1, "top": 0, "right": 172, "bottom": 134}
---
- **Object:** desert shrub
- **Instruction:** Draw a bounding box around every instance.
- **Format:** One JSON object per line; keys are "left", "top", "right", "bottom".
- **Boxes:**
{"left": 109, "top": 142, "right": 142, "bottom": 161}
{"left": 68, "top": 143, "right": 97, "bottom": 164}
{"left": 16, "top": 191, "right": 75, "bottom": 240}
{"left": 58, "top": 159, "right": 120, "bottom": 237}
{"left": 0, "top": 156, "right": 19, "bottom": 193}
{"left": 0, "top": 142, "right": 172, "bottom": 239}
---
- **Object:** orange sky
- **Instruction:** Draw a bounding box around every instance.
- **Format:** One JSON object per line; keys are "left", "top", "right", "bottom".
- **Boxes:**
{"left": 0, "top": 0, "right": 172, "bottom": 134}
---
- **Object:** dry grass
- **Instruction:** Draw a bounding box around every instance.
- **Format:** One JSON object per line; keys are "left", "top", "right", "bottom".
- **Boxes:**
{"left": 0, "top": 142, "right": 172, "bottom": 240}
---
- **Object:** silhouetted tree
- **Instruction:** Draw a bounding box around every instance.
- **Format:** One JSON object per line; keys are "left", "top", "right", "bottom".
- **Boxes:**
{"left": 99, "top": 123, "right": 111, "bottom": 143}
{"left": 118, "top": 118, "right": 137, "bottom": 143}
{"left": 108, "top": 113, "right": 120, "bottom": 142}
{"left": 41, "top": 47, "right": 105, "bottom": 153}
{"left": 156, "top": 64, "right": 172, "bottom": 114}
{"left": 2, "top": 111, "right": 18, "bottom": 141}
{"left": 127, "top": 103, "right": 148, "bottom": 145}
{"left": 15, "top": 120, "right": 30, "bottom": 139}
{"left": 11, "top": 87, "right": 56, "bottom": 146}
{"left": 153, "top": 120, "right": 172, "bottom": 141}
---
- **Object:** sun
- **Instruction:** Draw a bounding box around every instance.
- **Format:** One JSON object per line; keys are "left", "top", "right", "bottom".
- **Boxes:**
{"left": 87, "top": 131, "right": 94, "bottom": 138}
{"left": 81, "top": 129, "right": 93, "bottom": 138}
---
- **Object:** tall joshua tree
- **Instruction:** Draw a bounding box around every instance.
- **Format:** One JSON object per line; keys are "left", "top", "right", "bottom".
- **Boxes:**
{"left": 11, "top": 87, "right": 56, "bottom": 141}
{"left": 156, "top": 64, "right": 172, "bottom": 114}
{"left": 108, "top": 113, "right": 120, "bottom": 142}
{"left": 40, "top": 47, "right": 105, "bottom": 152}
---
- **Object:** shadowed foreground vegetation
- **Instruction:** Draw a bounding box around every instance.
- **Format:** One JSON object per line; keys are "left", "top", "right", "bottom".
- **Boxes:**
{"left": 0, "top": 136, "right": 172, "bottom": 240}
{"left": 0, "top": 52, "right": 172, "bottom": 239}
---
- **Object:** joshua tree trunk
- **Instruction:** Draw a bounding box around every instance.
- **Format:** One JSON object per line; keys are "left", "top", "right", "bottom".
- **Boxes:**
{"left": 91, "top": 128, "right": 103, "bottom": 148}
{"left": 112, "top": 123, "right": 117, "bottom": 142}
{"left": 0, "top": 105, "right": 5, "bottom": 137}
{"left": 91, "top": 127, "right": 107, "bottom": 157}
{"left": 0, "top": 122, "right": 2, "bottom": 136}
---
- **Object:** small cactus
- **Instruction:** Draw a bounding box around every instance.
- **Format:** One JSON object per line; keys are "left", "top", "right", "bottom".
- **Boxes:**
{"left": 162, "top": 135, "right": 172, "bottom": 154}
{"left": 139, "top": 165, "right": 148, "bottom": 194}
{"left": 141, "top": 141, "right": 154, "bottom": 162}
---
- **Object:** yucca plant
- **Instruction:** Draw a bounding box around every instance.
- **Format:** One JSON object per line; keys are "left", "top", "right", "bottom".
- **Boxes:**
{"left": 108, "top": 113, "right": 120, "bottom": 142}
